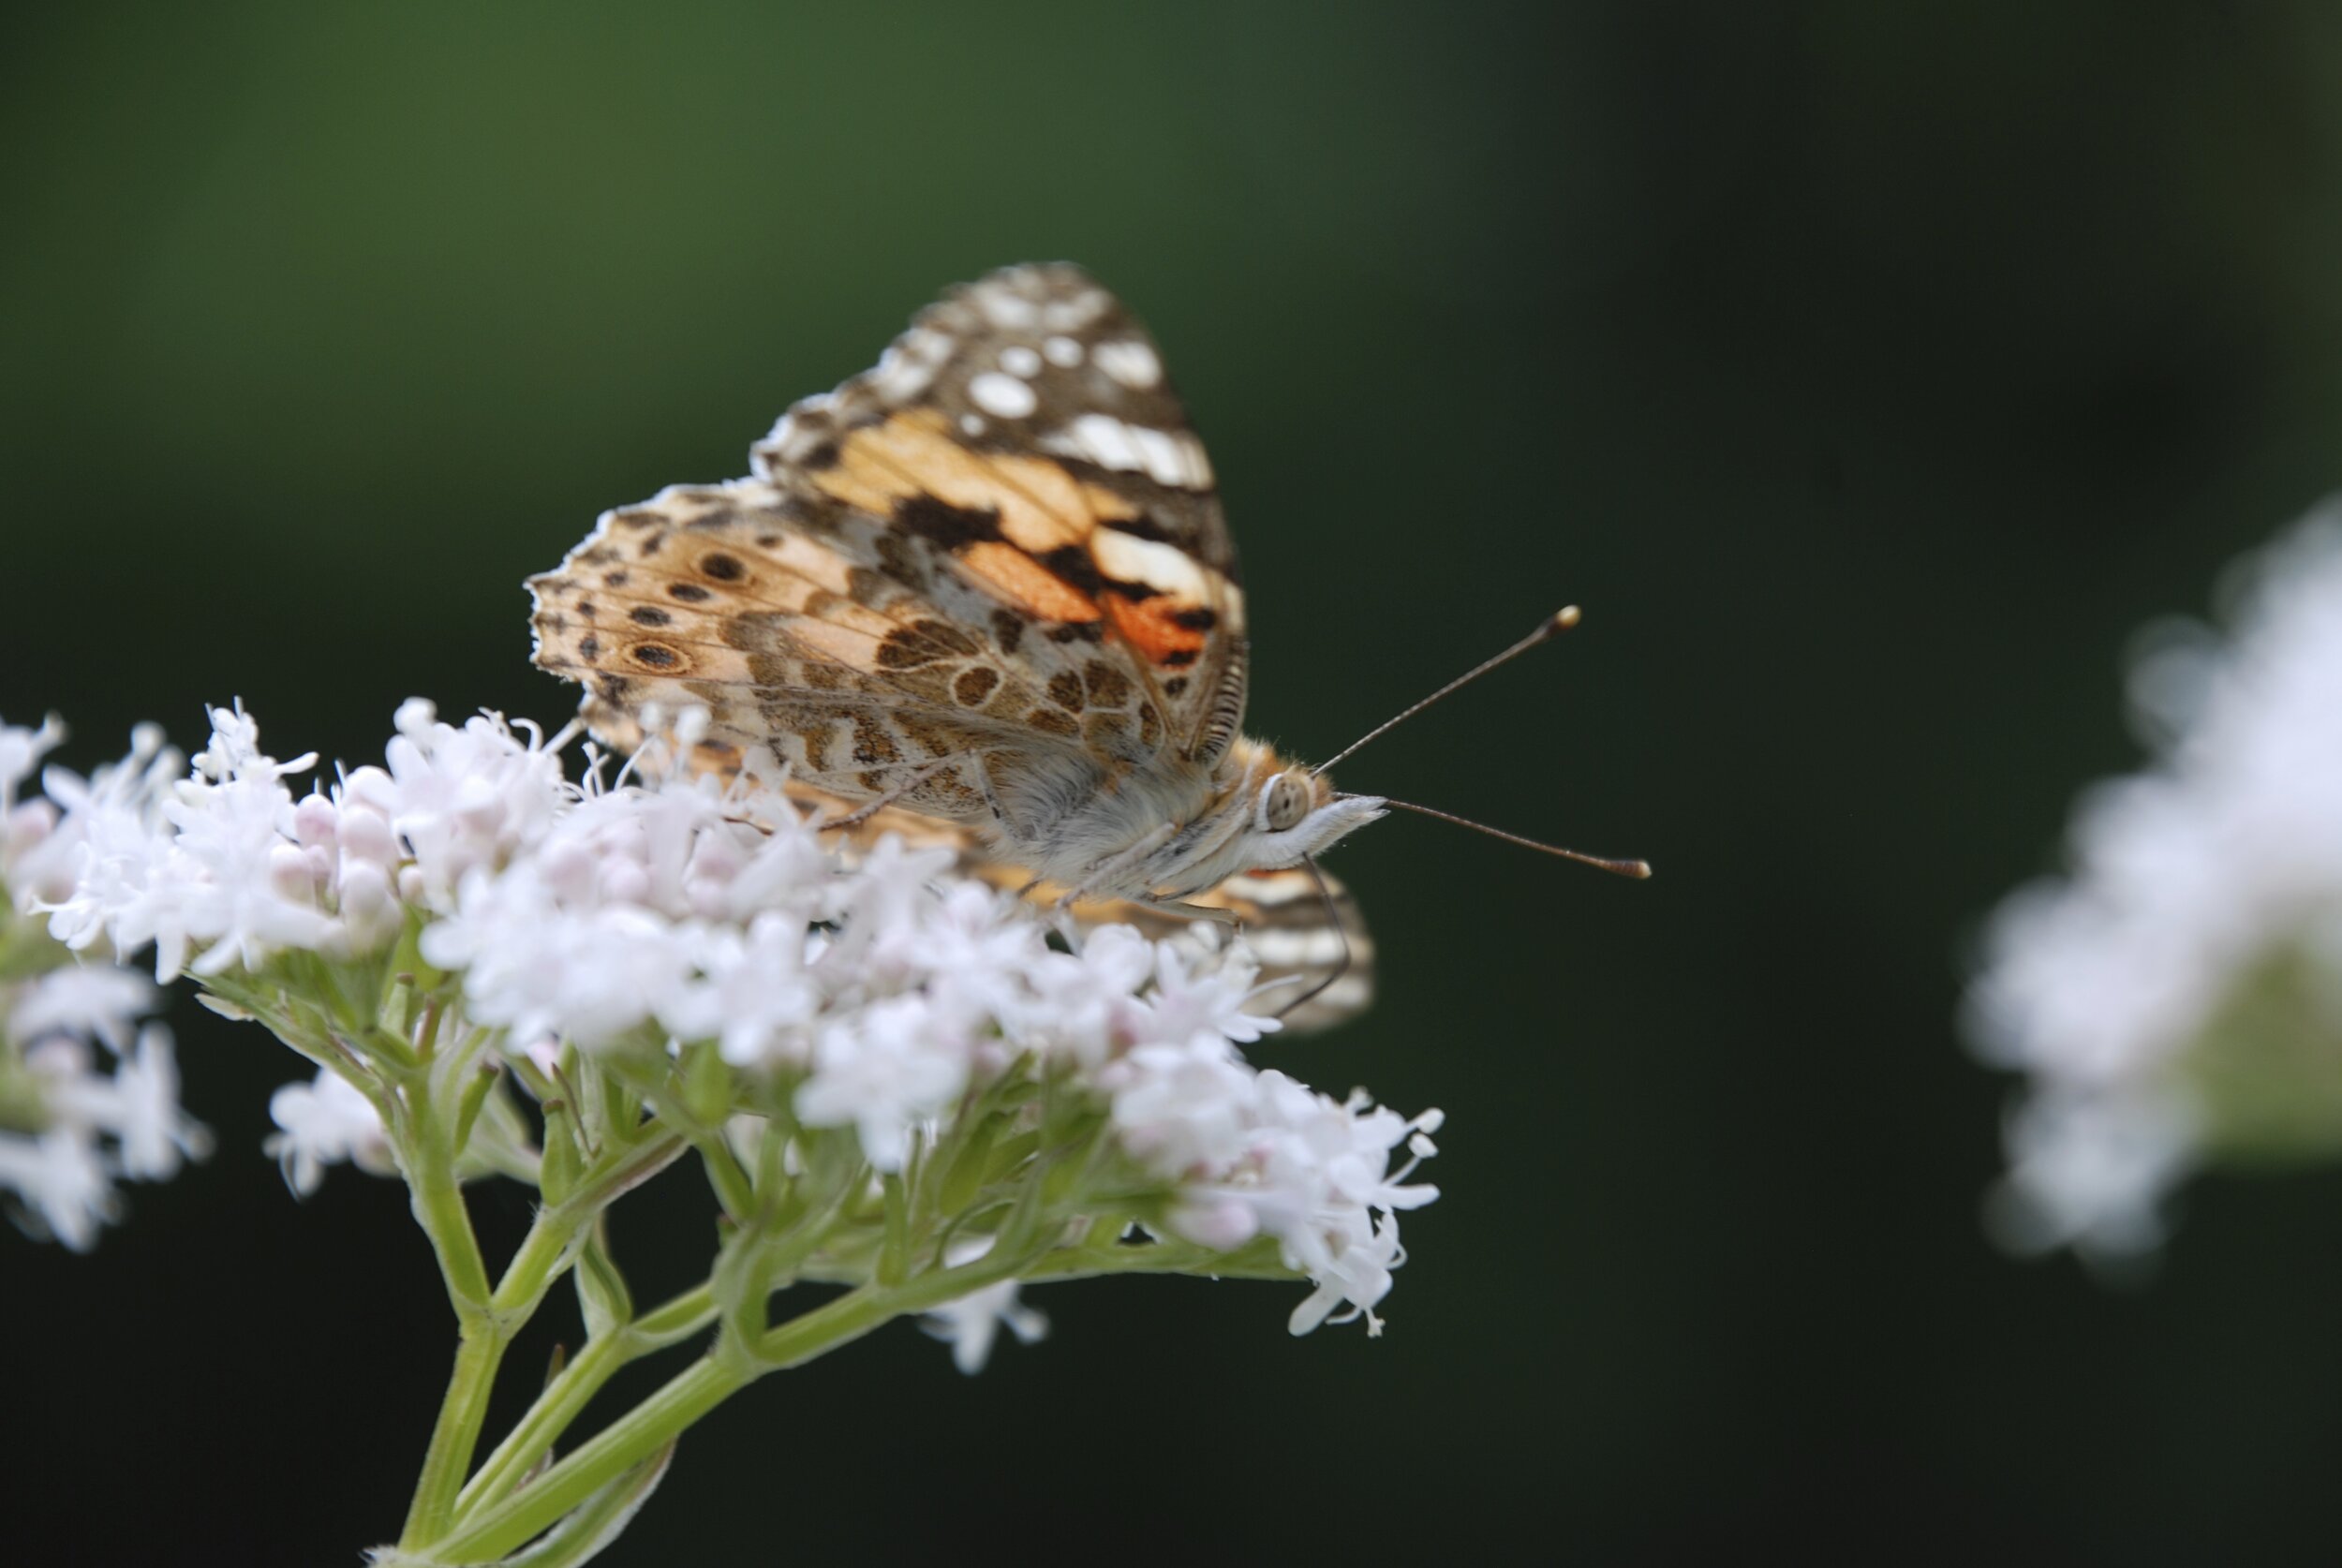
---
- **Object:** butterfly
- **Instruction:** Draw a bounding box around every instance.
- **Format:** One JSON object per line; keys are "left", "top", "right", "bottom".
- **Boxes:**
{"left": 527, "top": 263, "right": 1392, "bottom": 1029}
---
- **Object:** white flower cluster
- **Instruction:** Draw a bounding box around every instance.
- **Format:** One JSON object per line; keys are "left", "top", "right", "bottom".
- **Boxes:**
{"left": 1970, "top": 511, "right": 2342, "bottom": 1255}
{"left": 1, "top": 717, "right": 209, "bottom": 1249}
{"left": 39, "top": 699, "right": 1439, "bottom": 1331}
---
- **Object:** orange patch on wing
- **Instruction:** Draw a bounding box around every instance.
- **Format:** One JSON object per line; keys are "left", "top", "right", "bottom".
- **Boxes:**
{"left": 1104, "top": 595, "right": 1208, "bottom": 668}
{"left": 959, "top": 540, "right": 1104, "bottom": 622}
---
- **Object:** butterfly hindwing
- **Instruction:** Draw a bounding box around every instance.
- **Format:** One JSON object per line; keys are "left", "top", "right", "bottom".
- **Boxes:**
{"left": 530, "top": 478, "right": 1099, "bottom": 821}
{"left": 793, "top": 791, "right": 1373, "bottom": 1035}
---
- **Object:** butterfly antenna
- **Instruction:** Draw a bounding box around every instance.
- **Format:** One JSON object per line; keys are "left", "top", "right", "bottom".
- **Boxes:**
{"left": 1313, "top": 607, "right": 1584, "bottom": 777}
{"left": 1345, "top": 793, "right": 1653, "bottom": 879}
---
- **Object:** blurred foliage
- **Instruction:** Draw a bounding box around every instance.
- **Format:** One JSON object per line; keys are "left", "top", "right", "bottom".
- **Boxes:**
{"left": 8, "top": 2, "right": 2342, "bottom": 1562}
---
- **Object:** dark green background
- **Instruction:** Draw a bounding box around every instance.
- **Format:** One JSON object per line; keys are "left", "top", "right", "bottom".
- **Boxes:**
{"left": 8, "top": 4, "right": 2342, "bottom": 1562}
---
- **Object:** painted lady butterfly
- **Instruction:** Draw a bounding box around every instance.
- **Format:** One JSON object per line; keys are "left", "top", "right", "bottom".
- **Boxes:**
{"left": 528, "top": 264, "right": 1627, "bottom": 1032}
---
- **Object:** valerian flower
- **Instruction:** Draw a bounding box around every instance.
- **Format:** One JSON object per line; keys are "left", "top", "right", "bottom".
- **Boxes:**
{"left": 39, "top": 698, "right": 1441, "bottom": 1336}
{"left": 1970, "top": 509, "right": 2342, "bottom": 1256}
{"left": 0, "top": 716, "right": 207, "bottom": 1250}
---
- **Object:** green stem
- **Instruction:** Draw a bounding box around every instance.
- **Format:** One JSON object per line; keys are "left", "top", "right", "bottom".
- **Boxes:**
{"left": 1020, "top": 1235, "right": 1298, "bottom": 1285}
{"left": 696, "top": 1134, "right": 758, "bottom": 1220}
{"left": 395, "top": 1120, "right": 689, "bottom": 1557}
{"left": 436, "top": 1286, "right": 906, "bottom": 1562}
{"left": 398, "top": 1320, "right": 505, "bottom": 1549}
{"left": 408, "top": 1148, "right": 493, "bottom": 1309}
{"left": 567, "top": 1129, "right": 690, "bottom": 1214}
{"left": 455, "top": 1336, "right": 625, "bottom": 1518}
{"left": 490, "top": 1208, "right": 587, "bottom": 1319}
{"left": 433, "top": 1356, "right": 749, "bottom": 1563}
{"left": 455, "top": 1285, "right": 719, "bottom": 1516}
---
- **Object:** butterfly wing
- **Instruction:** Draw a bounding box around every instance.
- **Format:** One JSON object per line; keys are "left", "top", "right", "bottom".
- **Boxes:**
{"left": 529, "top": 474, "right": 1089, "bottom": 822}
{"left": 792, "top": 790, "right": 1372, "bottom": 1035}
{"left": 1082, "top": 865, "right": 1375, "bottom": 1034}
{"left": 754, "top": 262, "right": 1251, "bottom": 764}
{"left": 529, "top": 263, "right": 1252, "bottom": 829}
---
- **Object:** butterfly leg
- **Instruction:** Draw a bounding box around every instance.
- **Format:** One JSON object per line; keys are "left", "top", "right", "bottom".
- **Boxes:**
{"left": 1053, "top": 821, "right": 1178, "bottom": 910}
{"left": 816, "top": 758, "right": 961, "bottom": 831}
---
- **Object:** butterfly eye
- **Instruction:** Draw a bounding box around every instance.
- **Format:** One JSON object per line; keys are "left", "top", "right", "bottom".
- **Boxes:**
{"left": 1263, "top": 772, "right": 1312, "bottom": 833}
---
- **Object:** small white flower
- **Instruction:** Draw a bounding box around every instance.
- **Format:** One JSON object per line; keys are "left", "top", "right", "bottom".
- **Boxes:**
{"left": 7, "top": 964, "right": 157, "bottom": 1054}
{"left": 1129, "top": 941, "right": 1282, "bottom": 1051}
{"left": 0, "top": 714, "right": 67, "bottom": 822}
{"left": 33, "top": 1026, "right": 210, "bottom": 1185}
{"left": 88, "top": 1026, "right": 211, "bottom": 1181}
{"left": 1018, "top": 922, "right": 1156, "bottom": 1068}
{"left": 921, "top": 1238, "right": 1048, "bottom": 1373}
{"left": 0, "top": 1127, "right": 118, "bottom": 1251}
{"left": 796, "top": 995, "right": 971, "bottom": 1171}
{"left": 265, "top": 1068, "right": 394, "bottom": 1197}
{"left": 662, "top": 911, "right": 819, "bottom": 1069}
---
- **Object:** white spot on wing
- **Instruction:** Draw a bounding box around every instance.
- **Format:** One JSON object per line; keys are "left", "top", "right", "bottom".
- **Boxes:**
{"left": 1178, "top": 435, "right": 1214, "bottom": 488}
{"left": 868, "top": 348, "right": 935, "bottom": 401}
{"left": 1091, "top": 526, "right": 1210, "bottom": 601}
{"left": 960, "top": 413, "right": 986, "bottom": 436}
{"left": 1043, "top": 335, "right": 1084, "bottom": 366}
{"left": 1093, "top": 340, "right": 1162, "bottom": 389}
{"left": 1223, "top": 872, "right": 1315, "bottom": 907}
{"left": 1242, "top": 927, "right": 1350, "bottom": 968}
{"left": 1130, "top": 425, "right": 1189, "bottom": 488}
{"left": 1042, "top": 414, "right": 1211, "bottom": 490}
{"left": 975, "top": 284, "right": 1040, "bottom": 330}
{"left": 1000, "top": 345, "right": 1042, "bottom": 377}
{"left": 1041, "top": 290, "right": 1109, "bottom": 333}
{"left": 867, "top": 328, "right": 952, "bottom": 403}
{"left": 969, "top": 372, "right": 1038, "bottom": 420}
{"left": 1045, "top": 411, "right": 1139, "bottom": 471}
{"left": 754, "top": 393, "right": 841, "bottom": 475}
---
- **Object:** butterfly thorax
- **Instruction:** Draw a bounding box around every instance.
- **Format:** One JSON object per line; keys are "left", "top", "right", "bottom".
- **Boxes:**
{"left": 991, "top": 736, "right": 1385, "bottom": 905}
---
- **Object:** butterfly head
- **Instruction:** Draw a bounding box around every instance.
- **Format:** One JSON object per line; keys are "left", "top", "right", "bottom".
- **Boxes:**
{"left": 1223, "top": 743, "right": 1387, "bottom": 868}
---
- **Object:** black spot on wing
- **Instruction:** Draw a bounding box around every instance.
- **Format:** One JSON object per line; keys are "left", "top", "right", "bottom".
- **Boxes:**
{"left": 876, "top": 617, "right": 983, "bottom": 671}
{"left": 1037, "top": 545, "right": 1107, "bottom": 597}
{"left": 1104, "top": 511, "right": 1177, "bottom": 544}
{"left": 895, "top": 495, "right": 1003, "bottom": 550}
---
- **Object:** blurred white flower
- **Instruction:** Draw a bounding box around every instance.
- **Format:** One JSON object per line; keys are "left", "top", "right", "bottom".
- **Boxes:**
{"left": 921, "top": 1237, "right": 1048, "bottom": 1374}
{"left": 1, "top": 717, "right": 207, "bottom": 1249}
{"left": 1970, "top": 509, "right": 2342, "bottom": 1255}
{"left": 35, "top": 1026, "right": 212, "bottom": 1183}
{"left": 0, "top": 1128, "right": 117, "bottom": 1251}
{"left": 265, "top": 1068, "right": 393, "bottom": 1197}
{"left": 0, "top": 714, "right": 66, "bottom": 819}
{"left": 7, "top": 964, "right": 156, "bottom": 1054}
